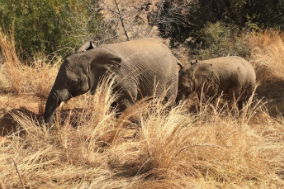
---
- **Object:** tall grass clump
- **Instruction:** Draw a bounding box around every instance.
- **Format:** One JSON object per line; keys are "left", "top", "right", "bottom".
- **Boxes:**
{"left": 1, "top": 74, "right": 284, "bottom": 188}
{"left": 248, "top": 30, "right": 284, "bottom": 115}
{"left": 0, "top": 28, "right": 59, "bottom": 97}
{"left": 249, "top": 30, "right": 284, "bottom": 82}
{"left": 0, "top": 76, "right": 119, "bottom": 188}
{"left": 106, "top": 95, "right": 284, "bottom": 188}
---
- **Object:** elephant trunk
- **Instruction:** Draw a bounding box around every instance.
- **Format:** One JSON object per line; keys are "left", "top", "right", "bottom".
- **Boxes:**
{"left": 44, "top": 92, "right": 61, "bottom": 125}
{"left": 175, "top": 92, "right": 184, "bottom": 104}
{"left": 44, "top": 89, "right": 70, "bottom": 125}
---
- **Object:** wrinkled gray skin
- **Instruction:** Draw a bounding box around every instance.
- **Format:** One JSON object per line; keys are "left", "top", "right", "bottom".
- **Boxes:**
{"left": 177, "top": 56, "right": 256, "bottom": 109}
{"left": 44, "top": 38, "right": 179, "bottom": 125}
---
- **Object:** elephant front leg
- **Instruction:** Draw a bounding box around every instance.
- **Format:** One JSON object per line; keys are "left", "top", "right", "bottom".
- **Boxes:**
{"left": 117, "top": 95, "right": 135, "bottom": 113}
{"left": 115, "top": 85, "right": 138, "bottom": 115}
{"left": 116, "top": 87, "right": 142, "bottom": 138}
{"left": 236, "top": 99, "right": 242, "bottom": 110}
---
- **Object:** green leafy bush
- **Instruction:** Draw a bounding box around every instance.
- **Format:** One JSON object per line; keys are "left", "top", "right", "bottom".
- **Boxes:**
{"left": 190, "top": 22, "right": 252, "bottom": 60}
{"left": 0, "top": 0, "right": 105, "bottom": 59}
{"left": 152, "top": 0, "right": 284, "bottom": 50}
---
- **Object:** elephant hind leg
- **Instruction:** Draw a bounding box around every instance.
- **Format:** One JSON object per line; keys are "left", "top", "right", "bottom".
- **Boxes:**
{"left": 237, "top": 95, "right": 252, "bottom": 111}
{"left": 237, "top": 85, "right": 255, "bottom": 111}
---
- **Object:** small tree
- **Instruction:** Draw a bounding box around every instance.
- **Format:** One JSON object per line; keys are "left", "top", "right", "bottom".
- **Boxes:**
{"left": 0, "top": 0, "right": 105, "bottom": 59}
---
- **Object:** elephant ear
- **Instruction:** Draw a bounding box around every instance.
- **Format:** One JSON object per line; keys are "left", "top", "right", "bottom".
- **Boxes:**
{"left": 89, "top": 48, "right": 122, "bottom": 94}
{"left": 193, "top": 63, "right": 213, "bottom": 92}
{"left": 76, "top": 41, "right": 96, "bottom": 53}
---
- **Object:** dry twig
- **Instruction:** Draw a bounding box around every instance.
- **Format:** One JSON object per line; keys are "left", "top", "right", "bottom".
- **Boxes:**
{"left": 12, "top": 159, "right": 25, "bottom": 189}
{"left": 114, "top": 0, "right": 130, "bottom": 41}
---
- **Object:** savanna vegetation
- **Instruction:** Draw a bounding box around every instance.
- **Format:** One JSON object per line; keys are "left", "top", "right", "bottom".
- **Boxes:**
{"left": 1, "top": 0, "right": 284, "bottom": 188}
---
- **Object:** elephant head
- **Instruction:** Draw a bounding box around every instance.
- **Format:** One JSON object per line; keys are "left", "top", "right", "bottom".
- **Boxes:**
{"left": 44, "top": 42, "right": 121, "bottom": 125}
{"left": 177, "top": 61, "right": 213, "bottom": 102}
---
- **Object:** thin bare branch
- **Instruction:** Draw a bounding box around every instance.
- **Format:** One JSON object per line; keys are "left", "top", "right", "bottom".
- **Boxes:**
{"left": 114, "top": 0, "right": 130, "bottom": 41}
{"left": 12, "top": 159, "right": 25, "bottom": 189}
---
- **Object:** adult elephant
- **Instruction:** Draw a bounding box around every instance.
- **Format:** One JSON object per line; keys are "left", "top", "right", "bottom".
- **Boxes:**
{"left": 44, "top": 38, "right": 179, "bottom": 125}
{"left": 177, "top": 56, "right": 256, "bottom": 109}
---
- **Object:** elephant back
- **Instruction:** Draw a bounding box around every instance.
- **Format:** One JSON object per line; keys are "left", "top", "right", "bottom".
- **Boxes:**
{"left": 101, "top": 38, "right": 179, "bottom": 100}
{"left": 199, "top": 56, "right": 256, "bottom": 100}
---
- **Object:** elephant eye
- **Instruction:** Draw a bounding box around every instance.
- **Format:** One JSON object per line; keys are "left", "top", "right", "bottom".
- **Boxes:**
{"left": 67, "top": 80, "right": 73, "bottom": 85}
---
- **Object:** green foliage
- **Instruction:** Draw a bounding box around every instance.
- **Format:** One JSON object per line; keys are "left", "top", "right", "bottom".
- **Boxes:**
{"left": 187, "top": 0, "right": 284, "bottom": 29}
{"left": 0, "top": 0, "right": 104, "bottom": 59}
{"left": 247, "top": 0, "right": 284, "bottom": 29}
{"left": 152, "top": 0, "right": 284, "bottom": 53}
{"left": 55, "top": 0, "right": 105, "bottom": 54}
{"left": 190, "top": 22, "right": 251, "bottom": 60}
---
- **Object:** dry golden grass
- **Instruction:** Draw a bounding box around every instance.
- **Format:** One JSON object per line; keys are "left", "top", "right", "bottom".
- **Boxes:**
{"left": 248, "top": 30, "right": 284, "bottom": 115}
{"left": 1, "top": 28, "right": 284, "bottom": 188}
{"left": 0, "top": 28, "right": 59, "bottom": 97}
{"left": 1, "top": 88, "right": 284, "bottom": 188}
{"left": 249, "top": 30, "right": 284, "bottom": 82}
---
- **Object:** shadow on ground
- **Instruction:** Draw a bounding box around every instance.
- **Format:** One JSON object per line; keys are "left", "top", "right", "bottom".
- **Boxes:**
{"left": 0, "top": 107, "right": 39, "bottom": 136}
{"left": 0, "top": 107, "right": 86, "bottom": 137}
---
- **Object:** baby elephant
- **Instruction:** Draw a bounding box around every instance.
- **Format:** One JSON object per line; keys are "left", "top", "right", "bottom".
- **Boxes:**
{"left": 177, "top": 56, "right": 256, "bottom": 109}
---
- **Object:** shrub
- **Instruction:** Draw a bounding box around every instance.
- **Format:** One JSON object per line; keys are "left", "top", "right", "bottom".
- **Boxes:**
{"left": 189, "top": 22, "right": 252, "bottom": 60}
{"left": 0, "top": 0, "right": 105, "bottom": 59}
{"left": 151, "top": 0, "right": 284, "bottom": 49}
